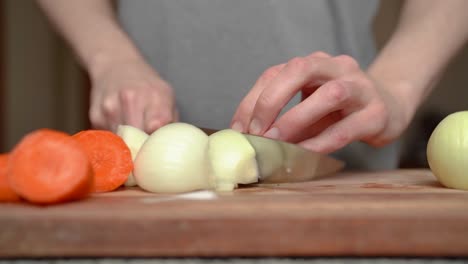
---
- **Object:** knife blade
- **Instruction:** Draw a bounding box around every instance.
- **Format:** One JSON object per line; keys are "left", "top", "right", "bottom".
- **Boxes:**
{"left": 201, "top": 128, "right": 345, "bottom": 184}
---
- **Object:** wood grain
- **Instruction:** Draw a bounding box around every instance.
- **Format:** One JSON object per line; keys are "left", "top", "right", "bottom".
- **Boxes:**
{"left": 1, "top": 169, "right": 468, "bottom": 258}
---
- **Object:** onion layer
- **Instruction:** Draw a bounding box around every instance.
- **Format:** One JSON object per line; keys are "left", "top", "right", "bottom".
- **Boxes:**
{"left": 134, "top": 123, "right": 211, "bottom": 193}
{"left": 427, "top": 111, "right": 468, "bottom": 190}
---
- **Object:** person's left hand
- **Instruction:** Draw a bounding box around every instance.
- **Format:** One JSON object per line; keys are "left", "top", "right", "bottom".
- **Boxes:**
{"left": 231, "top": 52, "right": 411, "bottom": 154}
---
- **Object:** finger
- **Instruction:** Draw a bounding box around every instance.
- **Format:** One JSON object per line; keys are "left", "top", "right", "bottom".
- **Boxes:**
{"left": 294, "top": 111, "right": 344, "bottom": 142}
{"left": 301, "top": 51, "right": 350, "bottom": 102}
{"left": 143, "top": 99, "right": 175, "bottom": 134}
{"left": 298, "top": 108, "right": 383, "bottom": 154}
{"left": 233, "top": 52, "right": 331, "bottom": 132}
{"left": 247, "top": 56, "right": 348, "bottom": 136}
{"left": 89, "top": 104, "right": 107, "bottom": 130}
{"left": 306, "top": 51, "right": 332, "bottom": 59}
{"left": 119, "top": 89, "right": 144, "bottom": 129}
{"left": 302, "top": 52, "right": 334, "bottom": 98}
{"left": 332, "top": 54, "right": 360, "bottom": 70}
{"left": 230, "top": 64, "right": 285, "bottom": 132}
{"left": 102, "top": 95, "right": 122, "bottom": 132}
{"left": 264, "top": 79, "right": 362, "bottom": 142}
{"left": 88, "top": 91, "right": 108, "bottom": 130}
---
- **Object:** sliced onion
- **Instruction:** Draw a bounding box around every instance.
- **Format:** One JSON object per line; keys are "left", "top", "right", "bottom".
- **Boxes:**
{"left": 134, "top": 123, "right": 211, "bottom": 193}
{"left": 208, "top": 129, "right": 258, "bottom": 191}
{"left": 116, "top": 125, "right": 149, "bottom": 187}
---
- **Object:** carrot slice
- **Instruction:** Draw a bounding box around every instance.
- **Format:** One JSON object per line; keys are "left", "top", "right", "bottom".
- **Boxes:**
{"left": 0, "top": 154, "right": 21, "bottom": 202}
{"left": 8, "top": 129, "right": 93, "bottom": 204}
{"left": 73, "top": 130, "right": 133, "bottom": 192}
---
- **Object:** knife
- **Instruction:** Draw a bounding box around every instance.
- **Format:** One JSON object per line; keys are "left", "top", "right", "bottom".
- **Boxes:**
{"left": 202, "top": 128, "right": 345, "bottom": 184}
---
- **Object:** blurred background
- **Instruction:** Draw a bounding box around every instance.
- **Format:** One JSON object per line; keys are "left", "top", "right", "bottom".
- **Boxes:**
{"left": 1, "top": 0, "right": 467, "bottom": 168}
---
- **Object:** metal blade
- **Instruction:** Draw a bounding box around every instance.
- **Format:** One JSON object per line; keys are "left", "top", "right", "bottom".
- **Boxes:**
{"left": 202, "top": 128, "right": 345, "bottom": 184}
{"left": 243, "top": 134, "right": 344, "bottom": 183}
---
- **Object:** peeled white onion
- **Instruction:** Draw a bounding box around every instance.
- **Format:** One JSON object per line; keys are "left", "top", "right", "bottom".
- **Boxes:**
{"left": 134, "top": 123, "right": 211, "bottom": 193}
{"left": 208, "top": 129, "right": 259, "bottom": 191}
{"left": 116, "top": 125, "right": 149, "bottom": 187}
{"left": 427, "top": 111, "right": 468, "bottom": 190}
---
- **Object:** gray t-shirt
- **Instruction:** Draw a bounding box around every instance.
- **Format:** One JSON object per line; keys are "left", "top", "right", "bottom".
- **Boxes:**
{"left": 117, "top": 0, "right": 400, "bottom": 170}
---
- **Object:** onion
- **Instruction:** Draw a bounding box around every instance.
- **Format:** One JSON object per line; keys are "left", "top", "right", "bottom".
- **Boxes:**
{"left": 245, "top": 135, "right": 283, "bottom": 177}
{"left": 132, "top": 123, "right": 261, "bottom": 193}
{"left": 116, "top": 125, "right": 149, "bottom": 187}
{"left": 208, "top": 129, "right": 259, "bottom": 191}
{"left": 133, "top": 123, "right": 211, "bottom": 193}
{"left": 427, "top": 111, "right": 468, "bottom": 190}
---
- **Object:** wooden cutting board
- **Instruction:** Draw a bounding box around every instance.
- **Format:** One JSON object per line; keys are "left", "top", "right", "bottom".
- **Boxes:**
{"left": 1, "top": 169, "right": 468, "bottom": 258}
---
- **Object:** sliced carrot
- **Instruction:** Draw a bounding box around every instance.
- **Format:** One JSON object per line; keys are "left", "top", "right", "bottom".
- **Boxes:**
{"left": 0, "top": 154, "right": 21, "bottom": 202}
{"left": 8, "top": 129, "right": 94, "bottom": 204}
{"left": 73, "top": 130, "right": 133, "bottom": 193}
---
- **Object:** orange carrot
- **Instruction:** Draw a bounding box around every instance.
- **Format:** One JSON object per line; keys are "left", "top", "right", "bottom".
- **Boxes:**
{"left": 73, "top": 130, "right": 133, "bottom": 193}
{"left": 0, "top": 154, "right": 21, "bottom": 202}
{"left": 8, "top": 129, "right": 93, "bottom": 204}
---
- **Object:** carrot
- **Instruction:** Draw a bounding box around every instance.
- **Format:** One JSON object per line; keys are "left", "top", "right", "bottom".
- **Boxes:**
{"left": 73, "top": 130, "right": 133, "bottom": 193}
{"left": 0, "top": 154, "right": 21, "bottom": 202}
{"left": 8, "top": 129, "right": 93, "bottom": 204}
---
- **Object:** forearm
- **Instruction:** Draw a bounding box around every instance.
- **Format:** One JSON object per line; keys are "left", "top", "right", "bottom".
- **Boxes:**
{"left": 368, "top": 0, "right": 468, "bottom": 123}
{"left": 36, "top": 0, "right": 144, "bottom": 77}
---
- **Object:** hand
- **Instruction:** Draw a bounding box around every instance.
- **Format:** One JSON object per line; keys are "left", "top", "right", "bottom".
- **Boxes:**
{"left": 231, "top": 52, "right": 411, "bottom": 153}
{"left": 89, "top": 58, "right": 178, "bottom": 133}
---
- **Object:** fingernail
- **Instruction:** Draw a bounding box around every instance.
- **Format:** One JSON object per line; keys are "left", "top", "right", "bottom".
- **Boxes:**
{"left": 231, "top": 121, "right": 243, "bottom": 132}
{"left": 249, "top": 118, "right": 262, "bottom": 135}
{"left": 264, "top": 127, "right": 280, "bottom": 139}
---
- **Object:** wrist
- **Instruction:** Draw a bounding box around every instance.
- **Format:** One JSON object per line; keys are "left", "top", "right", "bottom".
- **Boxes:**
{"left": 368, "top": 68, "right": 420, "bottom": 130}
{"left": 389, "top": 80, "right": 418, "bottom": 128}
{"left": 86, "top": 48, "right": 143, "bottom": 79}
{"left": 70, "top": 20, "right": 146, "bottom": 79}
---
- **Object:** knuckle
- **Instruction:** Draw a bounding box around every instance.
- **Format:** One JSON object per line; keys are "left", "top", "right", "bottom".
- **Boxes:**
{"left": 371, "top": 102, "right": 389, "bottom": 121}
{"left": 326, "top": 80, "right": 350, "bottom": 104}
{"left": 256, "top": 93, "right": 276, "bottom": 110}
{"left": 364, "top": 129, "right": 391, "bottom": 147}
{"left": 286, "top": 57, "right": 308, "bottom": 73}
{"left": 89, "top": 109, "right": 104, "bottom": 128}
{"left": 332, "top": 130, "right": 351, "bottom": 148}
{"left": 119, "top": 89, "right": 136, "bottom": 103}
{"left": 310, "top": 51, "right": 331, "bottom": 58}
{"left": 89, "top": 110, "right": 99, "bottom": 125}
{"left": 365, "top": 103, "right": 388, "bottom": 134}
{"left": 262, "top": 65, "right": 283, "bottom": 81}
{"left": 102, "top": 98, "right": 118, "bottom": 114}
{"left": 334, "top": 55, "right": 359, "bottom": 70}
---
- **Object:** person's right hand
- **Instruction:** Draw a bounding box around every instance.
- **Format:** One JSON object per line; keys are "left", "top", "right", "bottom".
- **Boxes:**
{"left": 89, "top": 58, "right": 178, "bottom": 134}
